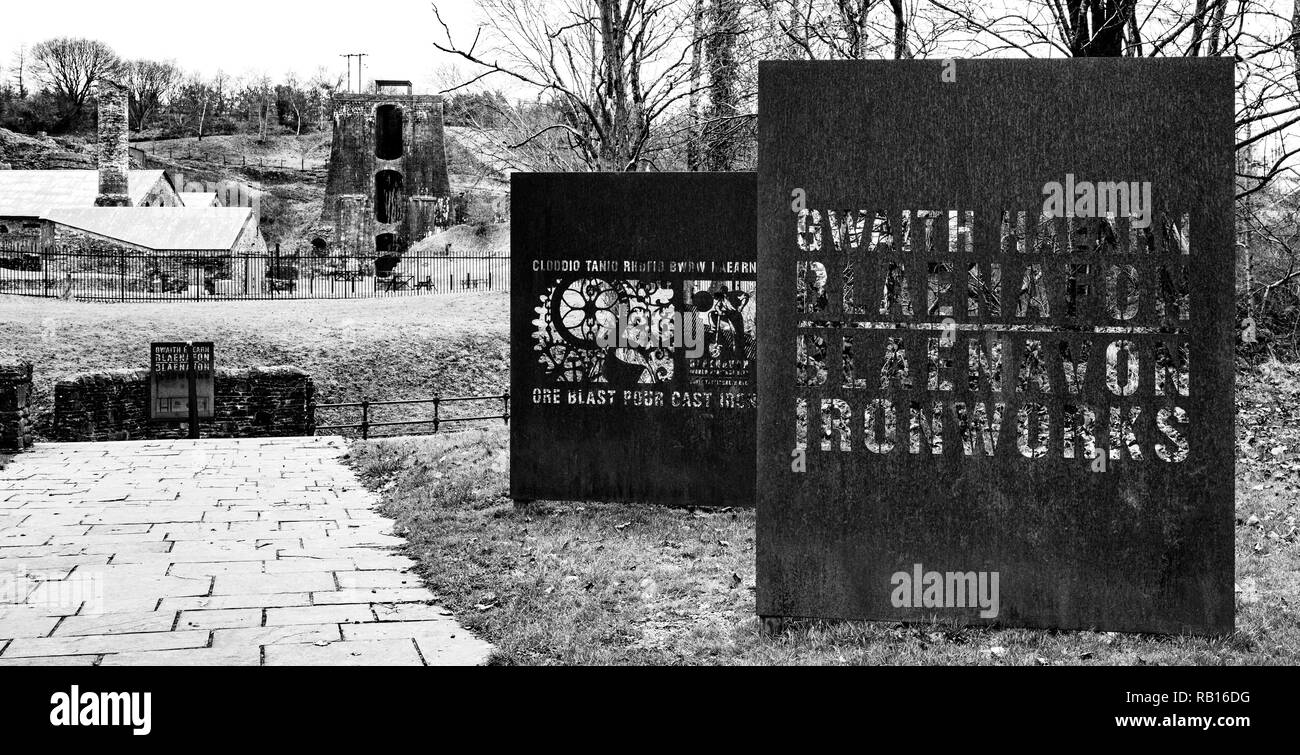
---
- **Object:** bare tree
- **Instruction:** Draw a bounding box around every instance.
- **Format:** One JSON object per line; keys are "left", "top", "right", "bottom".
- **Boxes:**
{"left": 433, "top": 0, "right": 700, "bottom": 171}
{"left": 281, "top": 70, "right": 306, "bottom": 136}
{"left": 212, "top": 70, "right": 230, "bottom": 118}
{"left": 308, "top": 67, "right": 342, "bottom": 133}
{"left": 30, "top": 37, "right": 120, "bottom": 130}
{"left": 196, "top": 88, "right": 209, "bottom": 141}
{"left": 245, "top": 73, "right": 273, "bottom": 142}
{"left": 124, "top": 59, "right": 182, "bottom": 132}
{"left": 769, "top": 0, "right": 956, "bottom": 60}
{"left": 170, "top": 73, "right": 215, "bottom": 141}
{"left": 11, "top": 46, "right": 28, "bottom": 98}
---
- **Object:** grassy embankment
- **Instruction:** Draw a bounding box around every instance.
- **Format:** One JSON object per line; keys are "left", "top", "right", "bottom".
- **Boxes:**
{"left": 345, "top": 362, "right": 1300, "bottom": 665}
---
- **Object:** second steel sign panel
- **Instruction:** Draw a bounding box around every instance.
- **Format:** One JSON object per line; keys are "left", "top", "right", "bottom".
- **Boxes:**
{"left": 511, "top": 173, "right": 758, "bottom": 507}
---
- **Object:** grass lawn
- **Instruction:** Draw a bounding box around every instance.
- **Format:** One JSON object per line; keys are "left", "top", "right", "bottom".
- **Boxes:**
{"left": 348, "top": 358, "right": 1300, "bottom": 665}
{"left": 0, "top": 293, "right": 508, "bottom": 438}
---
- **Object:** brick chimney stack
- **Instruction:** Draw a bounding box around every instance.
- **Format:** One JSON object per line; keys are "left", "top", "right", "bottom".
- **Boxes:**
{"left": 94, "top": 78, "right": 131, "bottom": 207}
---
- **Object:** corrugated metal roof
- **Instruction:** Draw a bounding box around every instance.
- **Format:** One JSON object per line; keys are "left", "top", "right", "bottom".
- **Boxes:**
{"left": 0, "top": 170, "right": 167, "bottom": 218}
{"left": 42, "top": 207, "right": 254, "bottom": 251}
{"left": 179, "top": 192, "right": 220, "bottom": 207}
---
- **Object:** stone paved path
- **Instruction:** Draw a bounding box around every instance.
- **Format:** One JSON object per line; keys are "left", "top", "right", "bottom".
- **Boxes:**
{"left": 0, "top": 437, "right": 493, "bottom": 666}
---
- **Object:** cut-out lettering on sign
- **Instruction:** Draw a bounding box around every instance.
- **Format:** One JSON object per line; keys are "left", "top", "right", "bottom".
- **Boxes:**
{"left": 758, "top": 60, "right": 1234, "bottom": 635}
{"left": 512, "top": 173, "right": 758, "bottom": 507}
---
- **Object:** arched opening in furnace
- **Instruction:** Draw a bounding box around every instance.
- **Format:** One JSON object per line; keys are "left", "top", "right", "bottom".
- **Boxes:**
{"left": 375, "top": 105, "right": 404, "bottom": 160}
{"left": 375, "top": 234, "right": 400, "bottom": 278}
{"left": 375, "top": 170, "right": 405, "bottom": 224}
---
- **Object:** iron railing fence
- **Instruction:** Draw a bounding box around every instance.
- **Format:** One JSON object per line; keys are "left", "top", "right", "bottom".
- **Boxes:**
{"left": 315, "top": 393, "right": 511, "bottom": 439}
{"left": 0, "top": 244, "right": 509, "bottom": 301}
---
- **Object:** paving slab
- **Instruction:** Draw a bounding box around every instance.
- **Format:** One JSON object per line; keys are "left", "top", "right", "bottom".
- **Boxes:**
{"left": 0, "top": 437, "right": 493, "bottom": 666}
{"left": 176, "top": 608, "right": 263, "bottom": 631}
{"left": 264, "top": 638, "right": 425, "bottom": 666}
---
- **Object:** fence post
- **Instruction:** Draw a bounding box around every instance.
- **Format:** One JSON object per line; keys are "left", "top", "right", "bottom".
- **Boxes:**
{"left": 502, "top": 391, "right": 510, "bottom": 425}
{"left": 360, "top": 399, "right": 370, "bottom": 440}
{"left": 433, "top": 396, "right": 440, "bottom": 434}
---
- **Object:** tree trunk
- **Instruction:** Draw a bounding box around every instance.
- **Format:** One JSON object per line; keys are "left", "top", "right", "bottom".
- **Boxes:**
{"left": 788, "top": 0, "right": 804, "bottom": 59}
{"left": 1207, "top": 0, "right": 1227, "bottom": 55}
{"left": 598, "top": 0, "right": 632, "bottom": 171}
{"left": 687, "top": 0, "right": 704, "bottom": 171}
{"left": 890, "top": 0, "right": 908, "bottom": 59}
{"left": 705, "top": 0, "right": 740, "bottom": 171}
{"left": 259, "top": 90, "right": 269, "bottom": 142}
{"left": 1127, "top": 9, "right": 1143, "bottom": 56}
{"left": 1189, "top": 0, "right": 1208, "bottom": 56}
{"left": 1294, "top": 0, "right": 1300, "bottom": 92}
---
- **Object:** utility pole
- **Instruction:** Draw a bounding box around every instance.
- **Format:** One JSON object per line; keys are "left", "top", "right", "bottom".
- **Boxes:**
{"left": 339, "top": 53, "right": 368, "bottom": 94}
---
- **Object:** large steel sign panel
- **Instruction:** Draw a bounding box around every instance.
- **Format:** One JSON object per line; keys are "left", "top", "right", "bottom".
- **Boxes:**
{"left": 757, "top": 60, "right": 1235, "bottom": 634}
{"left": 512, "top": 173, "right": 757, "bottom": 507}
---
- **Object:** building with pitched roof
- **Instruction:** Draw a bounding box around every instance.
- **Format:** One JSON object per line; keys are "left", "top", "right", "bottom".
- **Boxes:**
{"left": 0, "top": 78, "right": 265, "bottom": 255}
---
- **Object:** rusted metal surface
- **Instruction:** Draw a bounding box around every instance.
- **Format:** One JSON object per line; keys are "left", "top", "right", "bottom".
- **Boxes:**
{"left": 757, "top": 60, "right": 1235, "bottom": 634}
{"left": 511, "top": 173, "right": 757, "bottom": 507}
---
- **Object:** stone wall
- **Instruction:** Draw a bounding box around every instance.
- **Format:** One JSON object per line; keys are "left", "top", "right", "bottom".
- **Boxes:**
{"left": 0, "top": 362, "right": 35, "bottom": 454}
{"left": 136, "top": 178, "right": 183, "bottom": 207}
{"left": 49, "top": 223, "right": 154, "bottom": 256}
{"left": 54, "top": 366, "right": 314, "bottom": 442}
{"left": 233, "top": 218, "right": 269, "bottom": 255}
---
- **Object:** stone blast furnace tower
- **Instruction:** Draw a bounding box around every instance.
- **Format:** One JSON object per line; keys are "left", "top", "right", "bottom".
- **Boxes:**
{"left": 324, "top": 80, "right": 452, "bottom": 258}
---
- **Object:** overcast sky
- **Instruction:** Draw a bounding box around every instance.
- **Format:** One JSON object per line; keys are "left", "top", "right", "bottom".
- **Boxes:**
{"left": 0, "top": 0, "right": 481, "bottom": 91}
